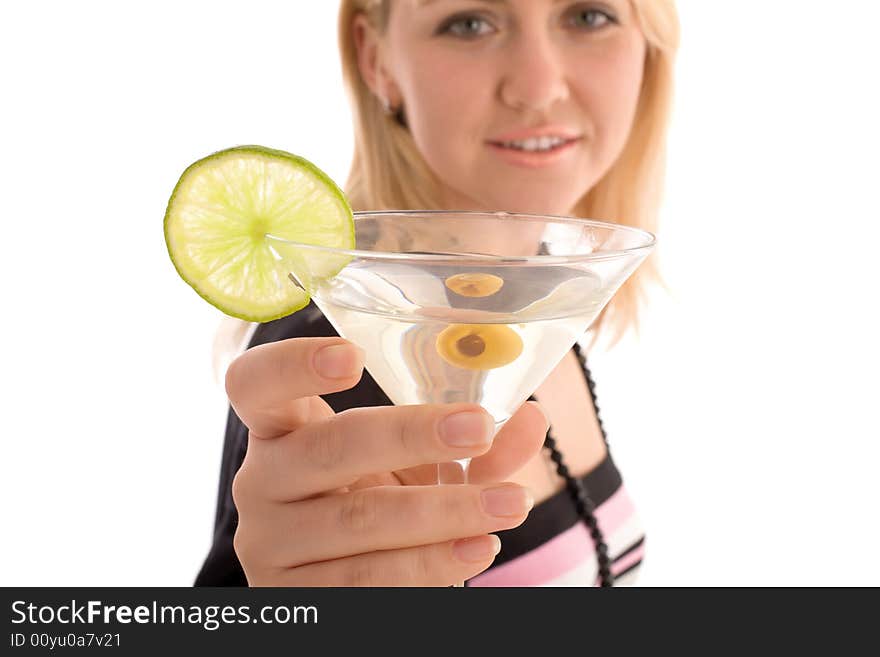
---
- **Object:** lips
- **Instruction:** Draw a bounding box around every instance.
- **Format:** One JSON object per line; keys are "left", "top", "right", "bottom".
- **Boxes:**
{"left": 489, "top": 126, "right": 582, "bottom": 143}
{"left": 490, "top": 135, "right": 580, "bottom": 152}
{"left": 485, "top": 126, "right": 582, "bottom": 168}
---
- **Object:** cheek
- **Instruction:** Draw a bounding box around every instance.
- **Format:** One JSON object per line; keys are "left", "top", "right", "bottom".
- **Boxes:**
{"left": 399, "top": 54, "right": 489, "bottom": 169}
{"left": 574, "top": 40, "right": 646, "bottom": 157}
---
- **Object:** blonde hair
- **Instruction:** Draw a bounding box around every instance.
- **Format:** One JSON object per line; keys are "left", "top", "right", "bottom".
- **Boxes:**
{"left": 339, "top": 0, "right": 680, "bottom": 346}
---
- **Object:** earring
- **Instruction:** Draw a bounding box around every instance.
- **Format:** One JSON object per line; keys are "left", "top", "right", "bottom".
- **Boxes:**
{"left": 378, "top": 94, "right": 407, "bottom": 127}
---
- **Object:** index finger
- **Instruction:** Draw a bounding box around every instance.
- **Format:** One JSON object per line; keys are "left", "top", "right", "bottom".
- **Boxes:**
{"left": 225, "top": 336, "right": 365, "bottom": 439}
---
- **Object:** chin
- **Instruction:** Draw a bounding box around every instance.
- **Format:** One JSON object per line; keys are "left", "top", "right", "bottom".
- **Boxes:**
{"left": 478, "top": 189, "right": 584, "bottom": 217}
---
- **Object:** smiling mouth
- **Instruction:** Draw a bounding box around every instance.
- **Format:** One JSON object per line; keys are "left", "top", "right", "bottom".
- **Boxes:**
{"left": 487, "top": 136, "right": 581, "bottom": 153}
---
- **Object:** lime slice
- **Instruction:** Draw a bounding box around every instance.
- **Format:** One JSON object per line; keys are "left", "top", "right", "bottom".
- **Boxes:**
{"left": 164, "top": 145, "right": 354, "bottom": 321}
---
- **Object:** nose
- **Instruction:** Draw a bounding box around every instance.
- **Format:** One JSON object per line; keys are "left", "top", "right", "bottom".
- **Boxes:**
{"left": 498, "top": 31, "right": 570, "bottom": 114}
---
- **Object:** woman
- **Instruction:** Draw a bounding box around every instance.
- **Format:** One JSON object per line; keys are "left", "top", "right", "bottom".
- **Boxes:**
{"left": 196, "top": 0, "right": 678, "bottom": 587}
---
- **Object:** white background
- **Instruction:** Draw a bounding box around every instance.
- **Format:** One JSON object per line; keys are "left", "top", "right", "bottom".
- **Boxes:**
{"left": 2, "top": 1, "right": 878, "bottom": 586}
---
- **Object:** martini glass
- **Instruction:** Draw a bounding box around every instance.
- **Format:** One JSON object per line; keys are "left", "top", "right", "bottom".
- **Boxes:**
{"left": 266, "top": 211, "right": 654, "bottom": 487}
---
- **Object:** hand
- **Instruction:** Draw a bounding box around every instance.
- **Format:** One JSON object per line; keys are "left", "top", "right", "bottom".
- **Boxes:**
{"left": 226, "top": 336, "right": 549, "bottom": 586}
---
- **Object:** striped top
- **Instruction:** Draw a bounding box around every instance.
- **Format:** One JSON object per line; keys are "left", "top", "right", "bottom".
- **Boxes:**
{"left": 468, "top": 454, "right": 644, "bottom": 586}
{"left": 195, "top": 303, "right": 644, "bottom": 587}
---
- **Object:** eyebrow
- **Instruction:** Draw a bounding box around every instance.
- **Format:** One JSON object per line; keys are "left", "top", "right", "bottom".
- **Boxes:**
{"left": 418, "top": 0, "right": 509, "bottom": 6}
{"left": 418, "top": 0, "right": 572, "bottom": 6}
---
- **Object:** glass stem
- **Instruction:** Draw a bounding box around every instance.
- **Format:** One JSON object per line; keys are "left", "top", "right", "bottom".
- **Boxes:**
{"left": 436, "top": 458, "right": 470, "bottom": 485}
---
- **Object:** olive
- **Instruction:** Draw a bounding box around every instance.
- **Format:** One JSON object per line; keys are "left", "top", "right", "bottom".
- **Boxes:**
{"left": 444, "top": 272, "right": 504, "bottom": 298}
{"left": 436, "top": 323, "right": 523, "bottom": 370}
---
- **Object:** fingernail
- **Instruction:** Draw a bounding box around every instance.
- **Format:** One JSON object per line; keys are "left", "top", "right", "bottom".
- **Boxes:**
{"left": 527, "top": 401, "right": 551, "bottom": 431}
{"left": 314, "top": 344, "right": 364, "bottom": 379}
{"left": 439, "top": 411, "right": 494, "bottom": 447}
{"left": 481, "top": 485, "right": 534, "bottom": 518}
{"left": 453, "top": 535, "right": 501, "bottom": 563}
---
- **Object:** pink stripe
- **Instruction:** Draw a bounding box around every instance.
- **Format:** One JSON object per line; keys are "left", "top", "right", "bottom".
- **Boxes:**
{"left": 591, "top": 544, "right": 646, "bottom": 585}
{"left": 468, "top": 485, "right": 637, "bottom": 587}
{"left": 613, "top": 544, "right": 645, "bottom": 576}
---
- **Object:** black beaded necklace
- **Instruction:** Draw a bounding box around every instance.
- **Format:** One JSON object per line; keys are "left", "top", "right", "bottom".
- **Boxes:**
{"left": 528, "top": 341, "right": 615, "bottom": 588}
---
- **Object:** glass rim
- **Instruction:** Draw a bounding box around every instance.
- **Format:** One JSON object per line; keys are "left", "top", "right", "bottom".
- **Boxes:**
{"left": 266, "top": 210, "right": 656, "bottom": 265}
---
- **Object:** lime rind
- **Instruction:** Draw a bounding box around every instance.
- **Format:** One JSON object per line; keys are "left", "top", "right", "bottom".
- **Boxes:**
{"left": 164, "top": 146, "right": 354, "bottom": 322}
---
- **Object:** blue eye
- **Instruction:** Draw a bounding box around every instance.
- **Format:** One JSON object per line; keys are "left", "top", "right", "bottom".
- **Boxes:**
{"left": 438, "top": 14, "right": 494, "bottom": 39}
